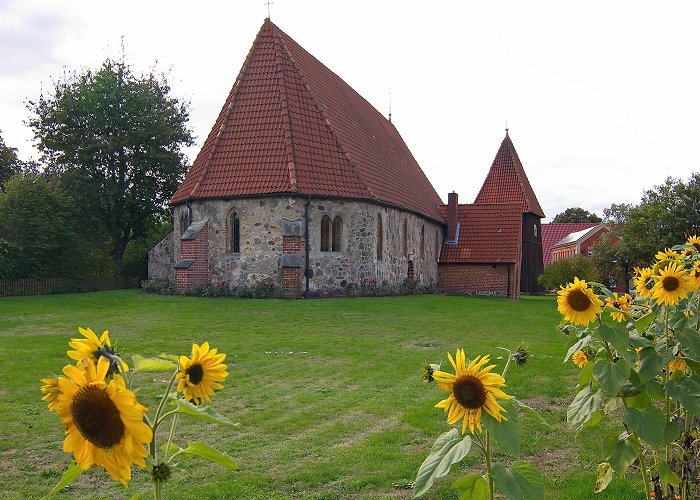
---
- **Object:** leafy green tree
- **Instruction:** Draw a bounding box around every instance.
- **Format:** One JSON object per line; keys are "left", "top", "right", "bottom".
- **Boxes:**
{"left": 27, "top": 56, "right": 194, "bottom": 266}
{"left": 0, "top": 175, "right": 78, "bottom": 278}
{"left": 537, "top": 255, "right": 597, "bottom": 290}
{"left": 0, "top": 131, "right": 23, "bottom": 191}
{"left": 552, "top": 207, "right": 602, "bottom": 223}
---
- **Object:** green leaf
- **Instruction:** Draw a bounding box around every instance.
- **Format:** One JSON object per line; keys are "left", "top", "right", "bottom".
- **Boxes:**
{"left": 645, "top": 379, "right": 666, "bottom": 401}
{"left": 132, "top": 354, "right": 176, "bottom": 373}
{"left": 565, "top": 335, "right": 592, "bottom": 363}
{"left": 511, "top": 398, "right": 548, "bottom": 426}
{"left": 492, "top": 461, "right": 544, "bottom": 500}
{"left": 655, "top": 459, "right": 680, "bottom": 487}
{"left": 594, "top": 462, "right": 614, "bottom": 493}
{"left": 593, "top": 359, "right": 631, "bottom": 396}
{"left": 598, "top": 324, "right": 630, "bottom": 355}
{"left": 162, "top": 441, "right": 237, "bottom": 470}
{"left": 44, "top": 462, "right": 84, "bottom": 498}
{"left": 173, "top": 399, "right": 240, "bottom": 427}
{"left": 602, "top": 435, "right": 639, "bottom": 474}
{"left": 412, "top": 429, "right": 473, "bottom": 498}
{"left": 482, "top": 401, "right": 520, "bottom": 456}
{"left": 582, "top": 409, "right": 604, "bottom": 428}
{"left": 159, "top": 352, "right": 180, "bottom": 362}
{"left": 452, "top": 474, "right": 489, "bottom": 500}
{"left": 674, "top": 325, "right": 700, "bottom": 359}
{"left": 665, "top": 374, "right": 700, "bottom": 416}
{"left": 623, "top": 406, "right": 666, "bottom": 448}
{"left": 567, "top": 385, "right": 606, "bottom": 430}
{"left": 664, "top": 421, "right": 680, "bottom": 444}
{"left": 638, "top": 348, "right": 672, "bottom": 384}
{"left": 578, "top": 360, "right": 594, "bottom": 387}
{"left": 633, "top": 313, "right": 654, "bottom": 335}
{"left": 629, "top": 334, "right": 653, "bottom": 349}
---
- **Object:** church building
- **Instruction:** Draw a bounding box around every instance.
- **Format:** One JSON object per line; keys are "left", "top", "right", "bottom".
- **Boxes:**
{"left": 148, "top": 19, "right": 544, "bottom": 298}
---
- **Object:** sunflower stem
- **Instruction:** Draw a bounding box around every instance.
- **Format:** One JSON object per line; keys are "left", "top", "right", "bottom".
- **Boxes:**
{"left": 484, "top": 430, "right": 494, "bottom": 500}
{"left": 637, "top": 444, "right": 651, "bottom": 499}
{"left": 153, "top": 370, "right": 179, "bottom": 431}
{"left": 163, "top": 413, "right": 178, "bottom": 462}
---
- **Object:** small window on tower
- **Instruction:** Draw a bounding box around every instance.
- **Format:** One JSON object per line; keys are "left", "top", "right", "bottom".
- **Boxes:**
{"left": 230, "top": 212, "right": 240, "bottom": 253}
{"left": 534, "top": 224, "right": 538, "bottom": 237}
{"left": 320, "top": 215, "right": 331, "bottom": 252}
{"left": 332, "top": 216, "right": 343, "bottom": 252}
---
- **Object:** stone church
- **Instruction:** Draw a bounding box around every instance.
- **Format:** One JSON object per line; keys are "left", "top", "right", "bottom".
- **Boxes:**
{"left": 148, "top": 19, "right": 544, "bottom": 298}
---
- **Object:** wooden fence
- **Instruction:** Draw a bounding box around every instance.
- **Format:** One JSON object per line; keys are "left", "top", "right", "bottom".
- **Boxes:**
{"left": 0, "top": 276, "right": 139, "bottom": 297}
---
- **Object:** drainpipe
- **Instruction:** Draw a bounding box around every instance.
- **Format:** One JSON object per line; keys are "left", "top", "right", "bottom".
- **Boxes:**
{"left": 303, "top": 197, "right": 311, "bottom": 296}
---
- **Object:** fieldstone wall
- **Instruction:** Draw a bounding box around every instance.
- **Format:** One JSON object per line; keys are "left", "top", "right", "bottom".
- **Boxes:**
{"left": 147, "top": 230, "right": 175, "bottom": 280}
{"left": 167, "top": 196, "right": 443, "bottom": 295}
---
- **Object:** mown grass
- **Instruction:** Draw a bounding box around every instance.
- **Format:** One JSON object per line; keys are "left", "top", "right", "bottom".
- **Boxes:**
{"left": 0, "top": 291, "right": 645, "bottom": 499}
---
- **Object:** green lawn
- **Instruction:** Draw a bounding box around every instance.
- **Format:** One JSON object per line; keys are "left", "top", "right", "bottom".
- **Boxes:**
{"left": 0, "top": 291, "right": 645, "bottom": 499}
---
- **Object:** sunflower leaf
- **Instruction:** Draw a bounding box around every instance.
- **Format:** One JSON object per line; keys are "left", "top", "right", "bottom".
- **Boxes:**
{"left": 674, "top": 320, "right": 700, "bottom": 359}
{"left": 412, "top": 429, "right": 473, "bottom": 498}
{"left": 132, "top": 354, "right": 176, "bottom": 373}
{"left": 597, "top": 324, "right": 630, "bottom": 356}
{"left": 592, "top": 358, "right": 631, "bottom": 396}
{"left": 162, "top": 441, "right": 237, "bottom": 470}
{"left": 638, "top": 347, "right": 672, "bottom": 384}
{"left": 623, "top": 406, "right": 666, "bottom": 448}
{"left": 602, "top": 434, "right": 640, "bottom": 474}
{"left": 655, "top": 459, "right": 680, "bottom": 487}
{"left": 567, "top": 385, "right": 606, "bottom": 430}
{"left": 158, "top": 352, "right": 180, "bottom": 363}
{"left": 594, "top": 462, "right": 614, "bottom": 493}
{"left": 665, "top": 374, "right": 700, "bottom": 417}
{"left": 452, "top": 473, "right": 489, "bottom": 500}
{"left": 564, "top": 335, "right": 592, "bottom": 363}
{"left": 173, "top": 399, "right": 240, "bottom": 427}
{"left": 492, "top": 461, "right": 544, "bottom": 500}
{"left": 44, "top": 462, "right": 84, "bottom": 498}
{"left": 483, "top": 401, "right": 520, "bottom": 456}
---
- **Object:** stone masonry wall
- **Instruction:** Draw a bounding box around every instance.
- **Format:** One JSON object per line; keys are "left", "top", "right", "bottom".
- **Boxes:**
{"left": 148, "top": 230, "right": 175, "bottom": 280}
{"left": 171, "top": 197, "right": 443, "bottom": 294}
{"left": 438, "top": 263, "right": 520, "bottom": 298}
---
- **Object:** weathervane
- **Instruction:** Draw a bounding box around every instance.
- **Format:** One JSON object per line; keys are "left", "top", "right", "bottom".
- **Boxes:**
{"left": 265, "top": 0, "right": 273, "bottom": 19}
{"left": 505, "top": 120, "right": 509, "bottom": 135}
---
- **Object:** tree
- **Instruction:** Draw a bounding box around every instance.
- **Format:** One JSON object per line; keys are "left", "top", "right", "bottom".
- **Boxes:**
{"left": 552, "top": 207, "right": 602, "bottom": 223}
{"left": 0, "top": 130, "right": 23, "bottom": 191}
{"left": 27, "top": 56, "right": 194, "bottom": 266}
{"left": 537, "top": 255, "right": 598, "bottom": 290}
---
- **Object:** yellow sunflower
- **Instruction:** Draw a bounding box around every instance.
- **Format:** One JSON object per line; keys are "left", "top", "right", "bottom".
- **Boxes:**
{"left": 176, "top": 342, "right": 228, "bottom": 405}
{"left": 655, "top": 248, "right": 680, "bottom": 261}
{"left": 605, "top": 293, "right": 632, "bottom": 322}
{"left": 668, "top": 358, "right": 687, "bottom": 375}
{"left": 68, "top": 327, "right": 128, "bottom": 374}
{"left": 634, "top": 267, "right": 655, "bottom": 299}
{"left": 687, "top": 260, "right": 700, "bottom": 291}
{"left": 54, "top": 357, "right": 151, "bottom": 485}
{"left": 432, "top": 349, "right": 511, "bottom": 434}
{"left": 651, "top": 262, "right": 690, "bottom": 306}
{"left": 40, "top": 377, "right": 62, "bottom": 411}
{"left": 686, "top": 235, "right": 700, "bottom": 253}
{"left": 572, "top": 350, "right": 589, "bottom": 368}
{"left": 557, "top": 277, "right": 604, "bottom": 326}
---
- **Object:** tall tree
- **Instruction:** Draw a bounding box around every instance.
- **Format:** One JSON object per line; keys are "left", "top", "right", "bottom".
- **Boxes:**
{"left": 552, "top": 207, "right": 602, "bottom": 223}
{"left": 27, "top": 56, "right": 194, "bottom": 265}
{"left": 0, "top": 130, "right": 23, "bottom": 191}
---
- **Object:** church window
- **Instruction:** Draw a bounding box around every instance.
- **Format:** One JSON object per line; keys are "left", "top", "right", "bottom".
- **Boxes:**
{"left": 403, "top": 220, "right": 408, "bottom": 257}
{"left": 320, "top": 215, "right": 331, "bottom": 251}
{"left": 230, "top": 212, "right": 240, "bottom": 253}
{"left": 332, "top": 216, "right": 343, "bottom": 252}
{"left": 179, "top": 210, "right": 190, "bottom": 236}
{"left": 420, "top": 225, "right": 425, "bottom": 260}
{"left": 534, "top": 224, "right": 538, "bottom": 237}
{"left": 377, "top": 214, "right": 383, "bottom": 260}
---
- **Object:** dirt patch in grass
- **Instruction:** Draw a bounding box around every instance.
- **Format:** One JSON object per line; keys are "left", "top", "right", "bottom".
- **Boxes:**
{"left": 520, "top": 396, "right": 570, "bottom": 414}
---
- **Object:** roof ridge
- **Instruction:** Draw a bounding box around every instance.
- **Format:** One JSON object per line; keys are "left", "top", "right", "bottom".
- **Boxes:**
{"left": 274, "top": 27, "right": 374, "bottom": 199}
{"left": 188, "top": 23, "right": 265, "bottom": 199}
{"left": 270, "top": 24, "right": 299, "bottom": 192}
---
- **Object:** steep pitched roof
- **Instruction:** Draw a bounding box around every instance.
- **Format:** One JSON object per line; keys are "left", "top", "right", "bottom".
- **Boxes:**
{"left": 439, "top": 203, "right": 522, "bottom": 263}
{"left": 541, "top": 223, "right": 598, "bottom": 266}
{"left": 172, "top": 19, "right": 444, "bottom": 222}
{"left": 474, "top": 133, "right": 545, "bottom": 218}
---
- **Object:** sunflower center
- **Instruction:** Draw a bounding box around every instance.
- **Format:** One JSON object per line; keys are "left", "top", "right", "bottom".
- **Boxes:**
{"left": 662, "top": 276, "right": 680, "bottom": 292}
{"left": 567, "top": 289, "right": 592, "bottom": 312}
{"left": 71, "top": 385, "right": 124, "bottom": 448}
{"left": 453, "top": 375, "right": 487, "bottom": 409}
{"left": 186, "top": 364, "right": 204, "bottom": 385}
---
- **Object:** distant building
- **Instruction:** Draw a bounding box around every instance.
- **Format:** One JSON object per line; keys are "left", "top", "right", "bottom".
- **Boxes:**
{"left": 550, "top": 224, "right": 612, "bottom": 262}
{"left": 148, "top": 19, "right": 544, "bottom": 298}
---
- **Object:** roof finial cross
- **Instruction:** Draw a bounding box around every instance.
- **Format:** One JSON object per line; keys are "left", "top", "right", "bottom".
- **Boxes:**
{"left": 505, "top": 120, "right": 509, "bottom": 136}
{"left": 388, "top": 92, "right": 392, "bottom": 123}
{"left": 265, "top": 0, "right": 273, "bottom": 19}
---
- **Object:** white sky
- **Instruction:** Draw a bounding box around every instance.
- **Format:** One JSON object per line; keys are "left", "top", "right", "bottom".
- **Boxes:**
{"left": 2, "top": 0, "right": 699, "bottom": 221}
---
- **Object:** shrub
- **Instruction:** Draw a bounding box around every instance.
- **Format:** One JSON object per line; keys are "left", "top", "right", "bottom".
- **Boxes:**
{"left": 537, "top": 255, "right": 597, "bottom": 290}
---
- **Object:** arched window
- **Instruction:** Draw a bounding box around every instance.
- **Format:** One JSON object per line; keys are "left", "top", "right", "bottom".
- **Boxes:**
{"left": 230, "top": 212, "right": 240, "bottom": 253}
{"left": 179, "top": 210, "right": 190, "bottom": 236}
{"left": 320, "top": 215, "right": 331, "bottom": 251}
{"left": 420, "top": 225, "right": 425, "bottom": 260}
{"left": 377, "top": 213, "right": 383, "bottom": 260}
{"left": 332, "top": 216, "right": 343, "bottom": 252}
{"left": 403, "top": 220, "right": 408, "bottom": 257}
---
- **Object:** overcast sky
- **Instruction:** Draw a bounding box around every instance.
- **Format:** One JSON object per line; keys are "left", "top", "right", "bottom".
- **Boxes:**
{"left": 2, "top": 0, "right": 699, "bottom": 221}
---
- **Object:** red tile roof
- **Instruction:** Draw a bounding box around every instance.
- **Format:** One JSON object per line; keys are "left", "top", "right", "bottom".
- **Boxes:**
{"left": 172, "top": 19, "right": 444, "bottom": 222}
{"left": 439, "top": 203, "right": 522, "bottom": 263}
{"left": 541, "top": 223, "right": 598, "bottom": 266}
{"left": 474, "top": 133, "right": 545, "bottom": 218}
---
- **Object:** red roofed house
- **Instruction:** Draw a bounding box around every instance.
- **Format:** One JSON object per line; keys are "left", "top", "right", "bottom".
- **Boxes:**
{"left": 541, "top": 223, "right": 598, "bottom": 267}
{"left": 148, "top": 19, "right": 544, "bottom": 298}
{"left": 550, "top": 224, "right": 612, "bottom": 263}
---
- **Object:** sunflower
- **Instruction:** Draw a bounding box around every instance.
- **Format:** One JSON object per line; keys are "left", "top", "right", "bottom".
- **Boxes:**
{"left": 68, "top": 327, "right": 128, "bottom": 375}
{"left": 41, "top": 377, "right": 62, "bottom": 411}
{"left": 686, "top": 235, "right": 700, "bottom": 253}
{"left": 668, "top": 358, "right": 687, "bottom": 374}
{"left": 572, "top": 350, "right": 589, "bottom": 368}
{"left": 651, "top": 262, "right": 690, "bottom": 306}
{"left": 687, "top": 260, "right": 700, "bottom": 291}
{"left": 634, "top": 267, "right": 655, "bottom": 299}
{"left": 557, "top": 278, "right": 603, "bottom": 326}
{"left": 605, "top": 293, "right": 632, "bottom": 322}
{"left": 176, "top": 342, "right": 228, "bottom": 405}
{"left": 655, "top": 248, "right": 680, "bottom": 261}
{"left": 54, "top": 357, "right": 151, "bottom": 485}
{"left": 432, "top": 349, "right": 511, "bottom": 434}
